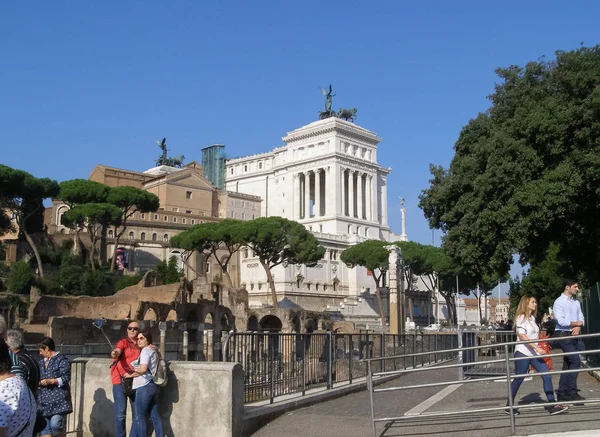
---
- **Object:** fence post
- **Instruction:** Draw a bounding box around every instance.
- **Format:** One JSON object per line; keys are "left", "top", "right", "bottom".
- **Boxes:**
{"left": 302, "top": 334, "right": 307, "bottom": 395}
{"left": 380, "top": 334, "right": 385, "bottom": 373}
{"left": 349, "top": 334, "right": 353, "bottom": 384}
{"left": 269, "top": 335, "right": 275, "bottom": 404}
{"left": 327, "top": 331, "right": 333, "bottom": 390}
{"left": 458, "top": 330, "right": 464, "bottom": 380}
{"left": 412, "top": 333, "right": 417, "bottom": 368}
{"left": 505, "top": 343, "right": 516, "bottom": 434}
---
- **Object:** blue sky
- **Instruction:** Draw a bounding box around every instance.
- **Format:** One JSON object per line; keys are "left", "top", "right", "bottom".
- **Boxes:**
{"left": 2, "top": 1, "right": 598, "bottom": 285}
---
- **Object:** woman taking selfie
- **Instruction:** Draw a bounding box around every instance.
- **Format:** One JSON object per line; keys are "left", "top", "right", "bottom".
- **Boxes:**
{"left": 124, "top": 329, "right": 164, "bottom": 437}
{"left": 506, "top": 295, "right": 568, "bottom": 416}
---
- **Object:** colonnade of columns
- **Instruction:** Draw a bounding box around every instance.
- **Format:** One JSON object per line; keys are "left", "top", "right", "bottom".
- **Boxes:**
{"left": 297, "top": 169, "right": 326, "bottom": 220}
{"left": 340, "top": 168, "right": 375, "bottom": 221}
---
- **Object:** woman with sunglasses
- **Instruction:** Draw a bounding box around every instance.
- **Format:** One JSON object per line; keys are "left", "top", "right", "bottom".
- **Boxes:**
{"left": 110, "top": 321, "right": 141, "bottom": 437}
{"left": 124, "top": 329, "right": 164, "bottom": 437}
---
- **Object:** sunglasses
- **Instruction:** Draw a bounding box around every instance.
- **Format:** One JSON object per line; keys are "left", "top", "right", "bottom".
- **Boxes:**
{"left": 127, "top": 327, "right": 139, "bottom": 331}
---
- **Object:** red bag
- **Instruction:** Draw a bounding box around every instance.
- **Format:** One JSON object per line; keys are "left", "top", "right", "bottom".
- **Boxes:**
{"left": 530, "top": 332, "right": 553, "bottom": 371}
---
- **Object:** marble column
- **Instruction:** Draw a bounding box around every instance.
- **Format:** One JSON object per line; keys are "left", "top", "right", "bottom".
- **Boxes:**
{"left": 366, "top": 175, "right": 372, "bottom": 221}
{"left": 381, "top": 178, "right": 388, "bottom": 226}
{"left": 348, "top": 170, "right": 355, "bottom": 218}
{"left": 372, "top": 174, "right": 378, "bottom": 223}
{"left": 341, "top": 168, "right": 346, "bottom": 216}
{"left": 305, "top": 171, "right": 311, "bottom": 219}
{"left": 357, "top": 172, "right": 363, "bottom": 220}
{"left": 315, "top": 169, "right": 321, "bottom": 217}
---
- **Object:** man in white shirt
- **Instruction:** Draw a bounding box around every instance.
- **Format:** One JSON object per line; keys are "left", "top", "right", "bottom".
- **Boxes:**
{"left": 552, "top": 278, "right": 585, "bottom": 403}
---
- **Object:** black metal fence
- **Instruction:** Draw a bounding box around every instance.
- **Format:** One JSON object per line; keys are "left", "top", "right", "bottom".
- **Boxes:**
{"left": 223, "top": 332, "right": 458, "bottom": 404}
{"left": 461, "top": 330, "right": 518, "bottom": 377}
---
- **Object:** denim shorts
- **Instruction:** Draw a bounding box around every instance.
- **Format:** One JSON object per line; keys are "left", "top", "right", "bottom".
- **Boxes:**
{"left": 41, "top": 414, "right": 66, "bottom": 436}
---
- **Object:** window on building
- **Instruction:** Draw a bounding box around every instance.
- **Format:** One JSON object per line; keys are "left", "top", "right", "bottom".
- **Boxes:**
{"left": 108, "top": 230, "right": 114, "bottom": 238}
{"left": 128, "top": 231, "right": 134, "bottom": 240}
{"left": 230, "top": 211, "right": 235, "bottom": 218}
{"left": 206, "top": 263, "right": 211, "bottom": 274}
{"left": 365, "top": 227, "right": 369, "bottom": 237}
{"left": 163, "top": 234, "right": 169, "bottom": 242}
{"left": 152, "top": 233, "right": 157, "bottom": 241}
{"left": 244, "top": 165, "right": 248, "bottom": 172}
{"left": 186, "top": 191, "right": 192, "bottom": 199}
{"left": 191, "top": 219, "right": 195, "bottom": 224}
{"left": 186, "top": 210, "right": 192, "bottom": 214}
{"left": 258, "top": 162, "right": 262, "bottom": 169}
{"left": 319, "top": 224, "right": 323, "bottom": 232}
{"left": 230, "top": 168, "right": 234, "bottom": 175}
{"left": 252, "top": 214, "right": 255, "bottom": 220}
{"left": 140, "top": 232, "right": 146, "bottom": 241}
{"left": 323, "top": 284, "right": 327, "bottom": 292}
{"left": 172, "top": 208, "right": 178, "bottom": 212}
{"left": 154, "top": 214, "right": 158, "bottom": 220}
{"left": 164, "top": 215, "right": 168, "bottom": 222}
{"left": 182, "top": 218, "right": 186, "bottom": 224}
{"left": 241, "top": 212, "right": 245, "bottom": 219}
{"left": 173, "top": 217, "right": 177, "bottom": 223}
{"left": 141, "top": 213, "right": 145, "bottom": 219}
{"left": 348, "top": 225, "right": 352, "bottom": 234}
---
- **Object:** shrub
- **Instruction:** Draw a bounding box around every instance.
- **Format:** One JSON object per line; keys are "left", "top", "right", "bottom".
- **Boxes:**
{"left": 154, "top": 256, "right": 183, "bottom": 284}
{"left": 80, "top": 270, "right": 107, "bottom": 296}
{"left": 115, "top": 274, "right": 143, "bottom": 291}
{"left": 7, "top": 261, "right": 34, "bottom": 294}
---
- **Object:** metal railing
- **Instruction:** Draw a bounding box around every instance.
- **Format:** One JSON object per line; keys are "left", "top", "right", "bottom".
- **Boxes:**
{"left": 365, "top": 331, "right": 600, "bottom": 437}
{"left": 223, "top": 331, "right": 458, "bottom": 403}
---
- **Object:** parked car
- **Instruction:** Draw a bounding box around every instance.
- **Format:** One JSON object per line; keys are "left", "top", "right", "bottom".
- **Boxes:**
{"left": 423, "top": 324, "right": 441, "bottom": 331}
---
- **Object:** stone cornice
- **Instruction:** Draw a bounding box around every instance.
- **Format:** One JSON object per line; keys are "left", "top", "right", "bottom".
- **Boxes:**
{"left": 282, "top": 118, "right": 381, "bottom": 146}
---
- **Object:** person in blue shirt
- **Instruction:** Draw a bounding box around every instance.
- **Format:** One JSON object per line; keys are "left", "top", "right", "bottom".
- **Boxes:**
{"left": 552, "top": 278, "right": 585, "bottom": 403}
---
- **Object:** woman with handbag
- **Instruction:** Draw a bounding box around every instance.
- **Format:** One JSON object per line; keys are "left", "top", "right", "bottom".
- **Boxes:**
{"left": 124, "top": 329, "right": 164, "bottom": 437}
{"left": 0, "top": 338, "right": 36, "bottom": 437}
{"left": 505, "top": 296, "right": 568, "bottom": 416}
{"left": 38, "top": 337, "right": 72, "bottom": 437}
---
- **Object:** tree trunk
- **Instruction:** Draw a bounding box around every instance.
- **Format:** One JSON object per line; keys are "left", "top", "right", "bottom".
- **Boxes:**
{"left": 375, "top": 287, "right": 385, "bottom": 327}
{"left": 109, "top": 230, "right": 122, "bottom": 272}
{"left": 72, "top": 228, "right": 81, "bottom": 255}
{"left": 433, "top": 290, "right": 440, "bottom": 322}
{"left": 261, "top": 261, "right": 279, "bottom": 308}
{"left": 89, "top": 239, "right": 96, "bottom": 271}
{"left": 23, "top": 231, "right": 44, "bottom": 279}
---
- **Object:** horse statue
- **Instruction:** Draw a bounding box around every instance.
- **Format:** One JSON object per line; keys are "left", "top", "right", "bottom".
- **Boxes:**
{"left": 165, "top": 155, "right": 185, "bottom": 168}
{"left": 337, "top": 107, "right": 357, "bottom": 122}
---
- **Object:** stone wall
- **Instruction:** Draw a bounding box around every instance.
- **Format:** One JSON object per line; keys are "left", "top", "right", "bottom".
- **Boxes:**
{"left": 72, "top": 359, "right": 244, "bottom": 437}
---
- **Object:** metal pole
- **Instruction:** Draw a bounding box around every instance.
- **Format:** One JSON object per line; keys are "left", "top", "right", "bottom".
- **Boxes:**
{"left": 349, "top": 334, "right": 353, "bottom": 384}
{"left": 269, "top": 335, "right": 275, "bottom": 404}
{"left": 327, "top": 331, "right": 333, "bottom": 390}
{"left": 504, "top": 344, "right": 516, "bottom": 434}
{"left": 367, "top": 360, "right": 377, "bottom": 437}
{"left": 458, "top": 329, "right": 464, "bottom": 380}
{"left": 302, "top": 334, "right": 306, "bottom": 395}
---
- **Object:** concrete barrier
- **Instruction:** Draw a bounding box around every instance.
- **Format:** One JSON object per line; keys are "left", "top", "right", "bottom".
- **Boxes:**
{"left": 71, "top": 358, "right": 244, "bottom": 437}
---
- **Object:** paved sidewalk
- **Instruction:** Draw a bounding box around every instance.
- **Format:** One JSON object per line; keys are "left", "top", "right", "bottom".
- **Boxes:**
{"left": 251, "top": 363, "right": 600, "bottom": 437}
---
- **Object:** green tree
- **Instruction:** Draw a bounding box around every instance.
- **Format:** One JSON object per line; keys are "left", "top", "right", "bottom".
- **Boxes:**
{"left": 0, "top": 165, "right": 60, "bottom": 278}
{"left": 155, "top": 256, "right": 184, "bottom": 284}
{"left": 107, "top": 186, "right": 159, "bottom": 272}
{"left": 58, "top": 179, "right": 111, "bottom": 255}
{"left": 7, "top": 261, "right": 33, "bottom": 294}
{"left": 340, "top": 240, "right": 389, "bottom": 325}
{"left": 170, "top": 220, "right": 244, "bottom": 286}
{"left": 61, "top": 203, "right": 122, "bottom": 270}
{"left": 238, "top": 217, "right": 325, "bottom": 308}
{"left": 419, "top": 45, "right": 600, "bottom": 285}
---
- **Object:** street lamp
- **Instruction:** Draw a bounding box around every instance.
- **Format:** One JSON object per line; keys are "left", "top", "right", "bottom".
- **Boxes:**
{"left": 159, "top": 321, "right": 167, "bottom": 358}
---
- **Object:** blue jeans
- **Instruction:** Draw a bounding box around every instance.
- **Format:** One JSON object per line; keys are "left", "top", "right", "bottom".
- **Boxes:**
{"left": 134, "top": 382, "right": 163, "bottom": 437}
{"left": 41, "top": 414, "right": 65, "bottom": 436}
{"left": 510, "top": 352, "right": 556, "bottom": 403}
{"left": 556, "top": 336, "right": 585, "bottom": 397}
{"left": 113, "top": 384, "right": 138, "bottom": 437}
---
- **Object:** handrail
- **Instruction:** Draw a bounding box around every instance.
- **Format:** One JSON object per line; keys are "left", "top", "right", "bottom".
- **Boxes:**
{"left": 365, "top": 331, "right": 600, "bottom": 437}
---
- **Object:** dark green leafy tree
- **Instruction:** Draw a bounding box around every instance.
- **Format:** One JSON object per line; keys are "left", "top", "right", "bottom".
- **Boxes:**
{"left": 0, "top": 165, "right": 60, "bottom": 278}
{"left": 419, "top": 45, "right": 600, "bottom": 285}
{"left": 340, "top": 239, "right": 389, "bottom": 325}
{"left": 58, "top": 179, "right": 110, "bottom": 255}
{"left": 238, "top": 217, "right": 325, "bottom": 308}
{"left": 7, "top": 261, "right": 33, "bottom": 294}
{"left": 155, "top": 256, "right": 184, "bottom": 284}
{"left": 171, "top": 220, "right": 244, "bottom": 286}
{"left": 61, "top": 203, "right": 122, "bottom": 270}
{"left": 107, "top": 186, "right": 159, "bottom": 272}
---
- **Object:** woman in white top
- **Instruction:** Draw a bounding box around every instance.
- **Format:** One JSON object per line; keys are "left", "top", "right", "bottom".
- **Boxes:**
{"left": 506, "top": 296, "right": 568, "bottom": 416}
{"left": 124, "top": 329, "right": 163, "bottom": 437}
{"left": 0, "top": 338, "right": 36, "bottom": 437}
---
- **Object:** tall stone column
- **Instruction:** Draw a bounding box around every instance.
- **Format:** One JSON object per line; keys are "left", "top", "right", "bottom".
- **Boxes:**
{"left": 385, "top": 245, "right": 404, "bottom": 335}
{"left": 341, "top": 168, "right": 346, "bottom": 216}
{"left": 305, "top": 171, "right": 311, "bottom": 219}
{"left": 292, "top": 173, "right": 298, "bottom": 220}
{"left": 348, "top": 170, "right": 355, "bottom": 218}
{"left": 315, "top": 169, "right": 321, "bottom": 217}
{"left": 381, "top": 177, "right": 388, "bottom": 226}
{"left": 366, "top": 175, "right": 372, "bottom": 221}
{"left": 372, "top": 174, "right": 378, "bottom": 223}
{"left": 357, "top": 172, "right": 363, "bottom": 220}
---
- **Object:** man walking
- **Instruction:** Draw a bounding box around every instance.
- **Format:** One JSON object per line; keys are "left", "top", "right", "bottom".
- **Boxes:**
{"left": 553, "top": 278, "right": 585, "bottom": 402}
{"left": 111, "top": 320, "right": 141, "bottom": 437}
{"left": 6, "top": 329, "right": 40, "bottom": 396}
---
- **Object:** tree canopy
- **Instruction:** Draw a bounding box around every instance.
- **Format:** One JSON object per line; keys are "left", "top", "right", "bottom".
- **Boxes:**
{"left": 419, "top": 45, "right": 600, "bottom": 286}
{"left": 239, "top": 217, "right": 325, "bottom": 308}
{"left": 106, "top": 186, "right": 160, "bottom": 271}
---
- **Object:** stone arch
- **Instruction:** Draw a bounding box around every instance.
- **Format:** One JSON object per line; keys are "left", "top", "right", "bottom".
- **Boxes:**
{"left": 221, "top": 313, "right": 232, "bottom": 332}
{"left": 291, "top": 316, "right": 301, "bottom": 333}
{"left": 247, "top": 315, "right": 259, "bottom": 331}
{"left": 166, "top": 309, "right": 178, "bottom": 322}
{"left": 186, "top": 309, "right": 199, "bottom": 322}
{"left": 259, "top": 315, "right": 282, "bottom": 332}
{"left": 56, "top": 204, "right": 69, "bottom": 230}
{"left": 204, "top": 312, "right": 214, "bottom": 328}
{"left": 143, "top": 307, "right": 158, "bottom": 321}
